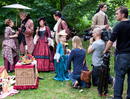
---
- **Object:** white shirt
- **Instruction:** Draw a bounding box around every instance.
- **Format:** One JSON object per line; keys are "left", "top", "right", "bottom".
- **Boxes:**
{"left": 53, "top": 18, "right": 61, "bottom": 33}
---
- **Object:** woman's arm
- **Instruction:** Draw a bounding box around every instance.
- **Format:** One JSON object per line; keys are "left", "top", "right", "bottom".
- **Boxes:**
{"left": 4, "top": 27, "right": 10, "bottom": 39}
{"left": 67, "top": 50, "right": 74, "bottom": 72}
{"left": 9, "top": 31, "right": 18, "bottom": 38}
{"left": 46, "top": 26, "right": 51, "bottom": 38}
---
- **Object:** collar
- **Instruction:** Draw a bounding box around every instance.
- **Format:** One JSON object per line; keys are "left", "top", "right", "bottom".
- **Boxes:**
{"left": 99, "top": 10, "right": 105, "bottom": 16}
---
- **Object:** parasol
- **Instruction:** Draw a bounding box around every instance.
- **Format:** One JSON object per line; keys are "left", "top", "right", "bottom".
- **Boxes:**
{"left": 2, "top": 4, "right": 32, "bottom": 26}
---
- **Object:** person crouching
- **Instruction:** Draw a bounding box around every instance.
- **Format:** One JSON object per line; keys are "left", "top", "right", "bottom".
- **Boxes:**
{"left": 67, "top": 36, "right": 89, "bottom": 88}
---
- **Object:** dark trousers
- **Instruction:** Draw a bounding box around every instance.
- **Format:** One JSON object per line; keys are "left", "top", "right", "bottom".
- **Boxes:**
{"left": 92, "top": 66, "right": 108, "bottom": 94}
{"left": 114, "top": 53, "right": 130, "bottom": 99}
{"left": 92, "top": 66, "right": 100, "bottom": 86}
{"left": 98, "top": 66, "right": 108, "bottom": 94}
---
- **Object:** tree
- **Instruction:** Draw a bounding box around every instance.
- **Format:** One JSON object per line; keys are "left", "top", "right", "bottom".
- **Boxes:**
{"left": 0, "top": 0, "right": 129, "bottom": 35}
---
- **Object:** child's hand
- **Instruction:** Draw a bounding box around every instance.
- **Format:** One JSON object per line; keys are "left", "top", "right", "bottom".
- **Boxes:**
{"left": 68, "top": 70, "right": 71, "bottom": 73}
{"left": 57, "top": 59, "right": 59, "bottom": 63}
{"left": 66, "top": 49, "right": 71, "bottom": 54}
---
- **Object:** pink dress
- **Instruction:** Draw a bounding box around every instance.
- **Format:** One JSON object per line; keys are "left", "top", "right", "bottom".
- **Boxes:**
{"left": 2, "top": 26, "right": 18, "bottom": 72}
{"left": 33, "top": 26, "right": 54, "bottom": 71}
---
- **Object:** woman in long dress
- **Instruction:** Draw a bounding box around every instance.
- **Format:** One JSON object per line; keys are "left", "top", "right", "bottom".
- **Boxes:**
{"left": 54, "top": 30, "right": 69, "bottom": 81}
{"left": 2, "top": 19, "right": 19, "bottom": 72}
{"left": 33, "top": 17, "right": 54, "bottom": 71}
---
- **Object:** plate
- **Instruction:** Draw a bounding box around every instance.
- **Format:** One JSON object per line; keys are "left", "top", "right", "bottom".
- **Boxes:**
{"left": 20, "top": 62, "right": 31, "bottom": 65}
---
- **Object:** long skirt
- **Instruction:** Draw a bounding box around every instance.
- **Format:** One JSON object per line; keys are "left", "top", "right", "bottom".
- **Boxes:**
{"left": 54, "top": 55, "right": 69, "bottom": 81}
{"left": 33, "top": 39, "right": 54, "bottom": 71}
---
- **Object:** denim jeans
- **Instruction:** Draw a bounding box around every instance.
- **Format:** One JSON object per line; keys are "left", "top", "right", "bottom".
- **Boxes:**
{"left": 114, "top": 53, "right": 130, "bottom": 99}
{"left": 69, "top": 73, "right": 87, "bottom": 88}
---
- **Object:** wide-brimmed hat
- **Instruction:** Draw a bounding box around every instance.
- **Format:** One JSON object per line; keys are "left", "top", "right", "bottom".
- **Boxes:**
{"left": 58, "top": 30, "right": 67, "bottom": 36}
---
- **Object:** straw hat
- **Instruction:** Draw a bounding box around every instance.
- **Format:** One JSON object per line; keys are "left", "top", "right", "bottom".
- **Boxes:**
{"left": 58, "top": 30, "right": 67, "bottom": 36}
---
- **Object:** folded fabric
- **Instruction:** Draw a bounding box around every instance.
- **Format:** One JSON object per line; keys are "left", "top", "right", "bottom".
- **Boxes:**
{"left": 48, "top": 38, "right": 54, "bottom": 47}
{"left": 0, "top": 88, "right": 19, "bottom": 99}
{"left": 33, "top": 35, "right": 39, "bottom": 44}
{"left": 54, "top": 53, "right": 60, "bottom": 62}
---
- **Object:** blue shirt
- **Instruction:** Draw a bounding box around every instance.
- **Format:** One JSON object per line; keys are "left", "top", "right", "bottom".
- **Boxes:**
{"left": 67, "top": 48, "right": 87, "bottom": 75}
{"left": 56, "top": 42, "right": 64, "bottom": 56}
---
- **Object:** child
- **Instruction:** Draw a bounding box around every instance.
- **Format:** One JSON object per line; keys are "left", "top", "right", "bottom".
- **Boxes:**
{"left": 54, "top": 30, "right": 69, "bottom": 81}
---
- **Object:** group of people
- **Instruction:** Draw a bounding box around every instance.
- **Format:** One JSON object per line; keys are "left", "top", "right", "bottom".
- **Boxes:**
{"left": 2, "top": 2, "right": 130, "bottom": 99}
{"left": 2, "top": 11, "right": 69, "bottom": 72}
{"left": 91, "top": 3, "right": 130, "bottom": 99}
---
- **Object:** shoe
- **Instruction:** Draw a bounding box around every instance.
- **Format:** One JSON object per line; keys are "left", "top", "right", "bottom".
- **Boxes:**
{"left": 38, "top": 77, "right": 44, "bottom": 80}
{"left": 98, "top": 93, "right": 103, "bottom": 97}
{"left": 73, "top": 81, "right": 79, "bottom": 88}
{"left": 79, "top": 89, "right": 83, "bottom": 93}
{"left": 103, "top": 94, "right": 108, "bottom": 96}
{"left": 73, "top": 81, "right": 78, "bottom": 87}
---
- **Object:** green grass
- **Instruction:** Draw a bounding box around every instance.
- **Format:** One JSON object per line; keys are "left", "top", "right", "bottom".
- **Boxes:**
{"left": 0, "top": 40, "right": 127, "bottom": 99}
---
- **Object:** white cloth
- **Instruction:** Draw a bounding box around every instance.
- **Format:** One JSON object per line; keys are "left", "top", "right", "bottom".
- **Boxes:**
{"left": 39, "top": 26, "right": 46, "bottom": 31}
{"left": 48, "top": 38, "right": 54, "bottom": 47}
{"left": 54, "top": 53, "right": 60, "bottom": 62}
{"left": 53, "top": 18, "right": 61, "bottom": 33}
{"left": 33, "top": 35, "right": 39, "bottom": 45}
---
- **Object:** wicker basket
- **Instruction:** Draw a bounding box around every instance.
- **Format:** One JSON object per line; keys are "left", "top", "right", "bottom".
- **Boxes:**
{"left": 15, "top": 66, "right": 37, "bottom": 85}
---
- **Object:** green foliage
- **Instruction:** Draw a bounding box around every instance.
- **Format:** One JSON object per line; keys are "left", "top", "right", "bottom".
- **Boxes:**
{"left": 62, "top": 0, "right": 98, "bottom": 33}
{"left": 0, "top": 0, "right": 130, "bottom": 35}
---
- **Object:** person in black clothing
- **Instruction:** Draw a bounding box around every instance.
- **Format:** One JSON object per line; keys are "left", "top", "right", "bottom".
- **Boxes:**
{"left": 104, "top": 7, "right": 130, "bottom": 99}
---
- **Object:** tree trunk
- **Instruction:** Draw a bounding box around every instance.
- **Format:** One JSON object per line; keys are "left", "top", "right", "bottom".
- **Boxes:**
{"left": 60, "top": 0, "right": 65, "bottom": 10}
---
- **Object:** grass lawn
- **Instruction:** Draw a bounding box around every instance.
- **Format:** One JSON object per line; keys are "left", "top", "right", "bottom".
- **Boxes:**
{"left": 0, "top": 40, "right": 127, "bottom": 99}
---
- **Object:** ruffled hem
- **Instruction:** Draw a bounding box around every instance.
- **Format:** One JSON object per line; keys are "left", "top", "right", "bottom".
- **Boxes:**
{"left": 13, "top": 78, "right": 39, "bottom": 90}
